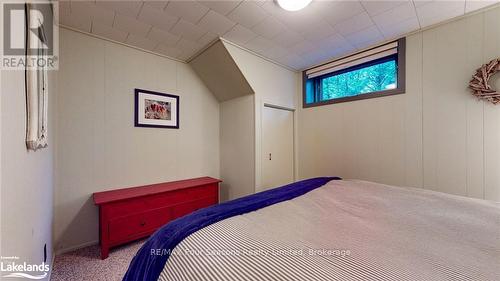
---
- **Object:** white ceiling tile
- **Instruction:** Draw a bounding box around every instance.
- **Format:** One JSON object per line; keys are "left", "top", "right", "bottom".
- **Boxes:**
{"left": 282, "top": 0, "right": 327, "bottom": 20}
{"left": 227, "top": 1, "right": 268, "bottom": 28}
{"left": 260, "top": 44, "right": 287, "bottom": 61}
{"left": 320, "top": 1, "right": 366, "bottom": 27}
{"left": 289, "top": 41, "right": 316, "bottom": 56}
{"left": 177, "top": 52, "right": 195, "bottom": 61}
{"left": 223, "top": 24, "right": 258, "bottom": 45}
{"left": 165, "top": 1, "right": 210, "bottom": 24}
{"left": 143, "top": 0, "right": 169, "bottom": 10}
{"left": 378, "top": 16, "right": 420, "bottom": 39}
{"left": 138, "top": 4, "right": 179, "bottom": 32}
{"left": 274, "top": 12, "right": 321, "bottom": 34}
{"left": 176, "top": 38, "right": 204, "bottom": 52}
{"left": 413, "top": 0, "right": 434, "bottom": 7}
{"left": 465, "top": 0, "right": 498, "bottom": 13}
{"left": 155, "top": 43, "right": 183, "bottom": 58}
{"left": 362, "top": 0, "right": 410, "bottom": 16}
{"left": 322, "top": 44, "right": 357, "bottom": 62}
{"left": 170, "top": 19, "right": 206, "bottom": 41}
{"left": 253, "top": 0, "right": 270, "bottom": 7}
{"left": 95, "top": 1, "right": 143, "bottom": 18}
{"left": 200, "top": 1, "right": 242, "bottom": 15}
{"left": 263, "top": 2, "right": 327, "bottom": 37}
{"left": 275, "top": 53, "right": 307, "bottom": 70}
{"left": 245, "top": 36, "right": 275, "bottom": 53}
{"left": 251, "top": 16, "right": 286, "bottom": 39}
{"left": 114, "top": 14, "right": 152, "bottom": 37}
{"left": 301, "top": 50, "right": 332, "bottom": 68}
{"left": 304, "top": 0, "right": 340, "bottom": 16}
{"left": 58, "top": 0, "right": 497, "bottom": 69}
{"left": 147, "top": 27, "right": 181, "bottom": 46}
{"left": 198, "top": 32, "right": 219, "bottom": 46}
{"left": 126, "top": 34, "right": 159, "bottom": 51}
{"left": 293, "top": 62, "right": 311, "bottom": 71}
{"left": 301, "top": 20, "right": 337, "bottom": 42}
{"left": 71, "top": 1, "right": 115, "bottom": 26}
{"left": 316, "top": 32, "right": 353, "bottom": 50}
{"left": 272, "top": 30, "right": 304, "bottom": 47}
{"left": 416, "top": 1, "right": 465, "bottom": 27}
{"left": 60, "top": 8, "right": 92, "bottom": 32}
{"left": 92, "top": 21, "right": 128, "bottom": 42}
{"left": 372, "top": 2, "right": 418, "bottom": 28}
{"left": 260, "top": 0, "right": 286, "bottom": 15}
{"left": 198, "top": 10, "right": 236, "bottom": 35}
{"left": 176, "top": 38, "right": 205, "bottom": 59}
{"left": 345, "top": 25, "right": 384, "bottom": 49}
{"left": 334, "top": 11, "right": 374, "bottom": 36}
{"left": 263, "top": 0, "right": 326, "bottom": 25}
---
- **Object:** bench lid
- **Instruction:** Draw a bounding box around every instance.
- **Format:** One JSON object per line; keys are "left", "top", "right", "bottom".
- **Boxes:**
{"left": 93, "top": 177, "right": 221, "bottom": 205}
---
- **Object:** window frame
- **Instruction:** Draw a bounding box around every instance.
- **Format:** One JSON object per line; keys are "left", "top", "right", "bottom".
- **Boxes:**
{"left": 302, "top": 38, "right": 406, "bottom": 108}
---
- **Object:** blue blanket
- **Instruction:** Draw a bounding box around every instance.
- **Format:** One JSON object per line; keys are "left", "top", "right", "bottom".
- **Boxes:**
{"left": 123, "top": 177, "right": 340, "bottom": 281}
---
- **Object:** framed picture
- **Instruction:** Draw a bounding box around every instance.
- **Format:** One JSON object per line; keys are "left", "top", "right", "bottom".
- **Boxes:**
{"left": 134, "top": 89, "right": 179, "bottom": 129}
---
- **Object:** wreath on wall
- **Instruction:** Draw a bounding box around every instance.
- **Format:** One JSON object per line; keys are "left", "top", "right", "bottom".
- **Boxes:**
{"left": 469, "top": 58, "right": 500, "bottom": 104}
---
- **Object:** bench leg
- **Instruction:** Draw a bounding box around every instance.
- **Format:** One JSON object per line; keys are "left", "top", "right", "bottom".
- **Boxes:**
{"left": 100, "top": 244, "right": 109, "bottom": 260}
{"left": 99, "top": 206, "right": 109, "bottom": 260}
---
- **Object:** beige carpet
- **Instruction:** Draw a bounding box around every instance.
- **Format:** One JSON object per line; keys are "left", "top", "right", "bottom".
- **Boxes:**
{"left": 51, "top": 239, "right": 145, "bottom": 281}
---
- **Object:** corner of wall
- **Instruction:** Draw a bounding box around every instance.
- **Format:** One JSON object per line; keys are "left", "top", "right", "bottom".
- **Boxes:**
{"left": 54, "top": 29, "right": 221, "bottom": 251}
{"left": 0, "top": 66, "right": 55, "bottom": 280}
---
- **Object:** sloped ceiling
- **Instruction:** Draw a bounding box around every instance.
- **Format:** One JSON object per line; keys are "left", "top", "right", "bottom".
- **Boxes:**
{"left": 189, "top": 40, "right": 254, "bottom": 102}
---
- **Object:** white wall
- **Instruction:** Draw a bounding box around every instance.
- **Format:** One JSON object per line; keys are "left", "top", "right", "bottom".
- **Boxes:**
{"left": 298, "top": 6, "right": 500, "bottom": 202}
{"left": 220, "top": 95, "right": 255, "bottom": 201}
{"left": 1, "top": 68, "right": 55, "bottom": 280}
{"left": 223, "top": 42, "right": 299, "bottom": 191}
{"left": 0, "top": 62, "right": 2, "bottom": 261}
{"left": 189, "top": 41, "right": 254, "bottom": 102}
{"left": 55, "top": 29, "right": 220, "bottom": 252}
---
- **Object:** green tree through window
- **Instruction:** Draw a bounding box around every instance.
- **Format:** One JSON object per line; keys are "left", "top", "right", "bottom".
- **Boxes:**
{"left": 320, "top": 60, "right": 397, "bottom": 100}
{"left": 304, "top": 38, "right": 406, "bottom": 107}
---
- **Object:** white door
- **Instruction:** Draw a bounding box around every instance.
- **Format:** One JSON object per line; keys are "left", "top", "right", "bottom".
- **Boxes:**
{"left": 261, "top": 105, "right": 294, "bottom": 191}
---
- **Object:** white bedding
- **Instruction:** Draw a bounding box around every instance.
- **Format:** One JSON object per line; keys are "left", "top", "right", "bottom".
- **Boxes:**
{"left": 159, "top": 180, "right": 500, "bottom": 281}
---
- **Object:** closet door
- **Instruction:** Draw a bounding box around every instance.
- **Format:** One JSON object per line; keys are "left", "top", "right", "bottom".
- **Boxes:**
{"left": 261, "top": 105, "right": 294, "bottom": 191}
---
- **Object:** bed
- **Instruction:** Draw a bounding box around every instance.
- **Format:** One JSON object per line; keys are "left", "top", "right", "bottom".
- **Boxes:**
{"left": 123, "top": 177, "right": 500, "bottom": 281}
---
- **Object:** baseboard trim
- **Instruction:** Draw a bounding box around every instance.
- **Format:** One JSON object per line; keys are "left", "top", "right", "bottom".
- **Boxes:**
{"left": 55, "top": 240, "right": 99, "bottom": 255}
{"left": 47, "top": 252, "right": 55, "bottom": 281}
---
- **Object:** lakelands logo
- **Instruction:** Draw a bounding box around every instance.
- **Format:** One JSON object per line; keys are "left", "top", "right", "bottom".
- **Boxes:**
{"left": 1, "top": 256, "right": 50, "bottom": 280}
{"left": 1, "top": 1, "right": 58, "bottom": 70}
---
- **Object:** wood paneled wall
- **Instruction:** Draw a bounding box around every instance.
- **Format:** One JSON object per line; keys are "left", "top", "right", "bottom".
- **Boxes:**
{"left": 298, "top": 6, "right": 500, "bottom": 201}
{"left": 55, "top": 29, "right": 220, "bottom": 252}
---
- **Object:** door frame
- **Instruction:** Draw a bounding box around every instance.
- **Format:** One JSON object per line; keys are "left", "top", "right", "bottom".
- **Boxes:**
{"left": 257, "top": 102, "right": 296, "bottom": 192}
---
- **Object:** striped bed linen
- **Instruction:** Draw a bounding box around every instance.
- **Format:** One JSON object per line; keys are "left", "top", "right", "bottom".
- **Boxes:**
{"left": 158, "top": 180, "right": 500, "bottom": 281}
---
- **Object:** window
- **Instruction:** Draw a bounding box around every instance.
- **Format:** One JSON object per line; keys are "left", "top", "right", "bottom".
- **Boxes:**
{"left": 303, "top": 38, "right": 406, "bottom": 107}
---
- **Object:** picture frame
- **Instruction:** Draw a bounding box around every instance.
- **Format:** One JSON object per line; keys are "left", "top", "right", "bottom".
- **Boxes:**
{"left": 134, "top": 88, "right": 179, "bottom": 129}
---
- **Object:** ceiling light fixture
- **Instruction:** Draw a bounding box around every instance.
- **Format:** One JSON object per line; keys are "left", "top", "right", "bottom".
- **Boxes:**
{"left": 276, "top": 0, "right": 312, "bottom": 11}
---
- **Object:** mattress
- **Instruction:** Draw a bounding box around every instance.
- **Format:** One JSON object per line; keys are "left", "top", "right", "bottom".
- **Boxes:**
{"left": 125, "top": 179, "right": 500, "bottom": 281}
